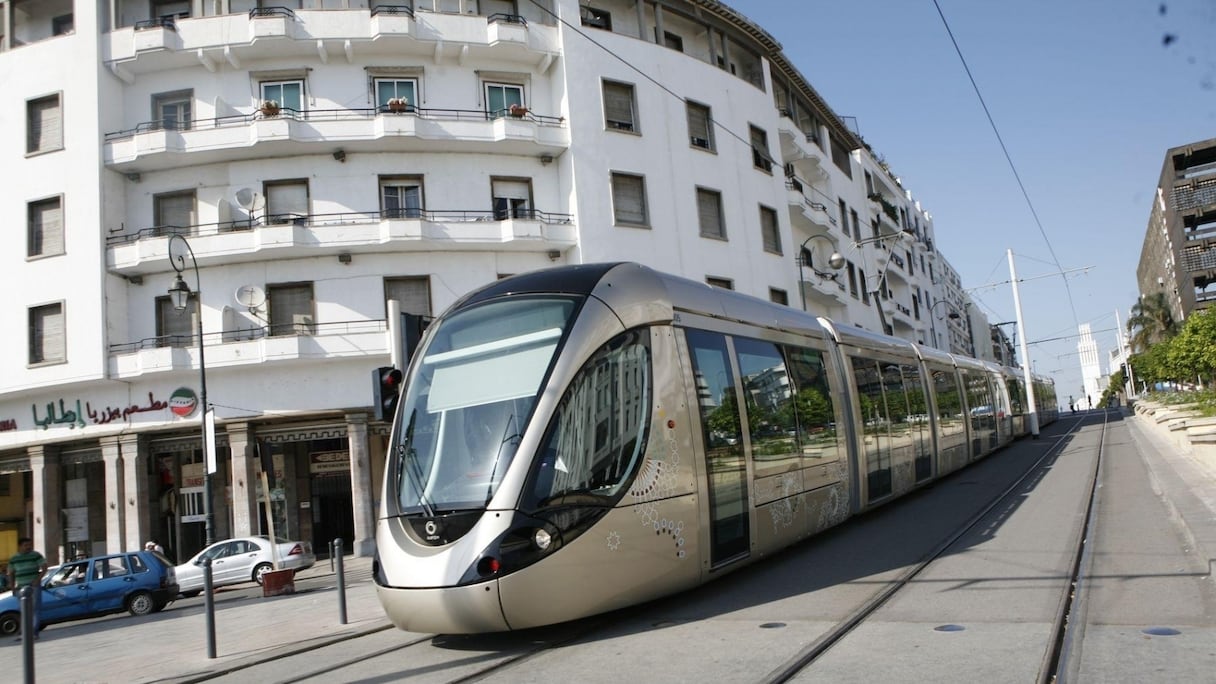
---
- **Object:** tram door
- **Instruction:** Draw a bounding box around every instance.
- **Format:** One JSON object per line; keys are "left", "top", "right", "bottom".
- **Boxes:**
{"left": 685, "top": 329, "right": 750, "bottom": 567}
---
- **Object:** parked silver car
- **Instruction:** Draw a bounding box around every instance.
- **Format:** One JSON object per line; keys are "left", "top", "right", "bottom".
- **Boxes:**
{"left": 175, "top": 536, "right": 315, "bottom": 597}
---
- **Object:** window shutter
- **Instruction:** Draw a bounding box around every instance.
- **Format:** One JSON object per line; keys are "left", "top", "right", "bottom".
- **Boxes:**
{"left": 157, "top": 193, "right": 195, "bottom": 230}
{"left": 686, "top": 103, "right": 711, "bottom": 147}
{"left": 158, "top": 296, "right": 197, "bottom": 347}
{"left": 269, "top": 284, "right": 313, "bottom": 336}
{"left": 697, "top": 189, "right": 723, "bottom": 238}
{"left": 28, "top": 96, "right": 62, "bottom": 154}
{"left": 31, "top": 304, "right": 65, "bottom": 363}
{"left": 760, "top": 207, "right": 780, "bottom": 253}
{"left": 612, "top": 174, "right": 646, "bottom": 225}
{"left": 267, "top": 183, "right": 309, "bottom": 221}
{"left": 603, "top": 83, "right": 634, "bottom": 130}
{"left": 29, "top": 198, "right": 64, "bottom": 257}
{"left": 385, "top": 277, "right": 432, "bottom": 316}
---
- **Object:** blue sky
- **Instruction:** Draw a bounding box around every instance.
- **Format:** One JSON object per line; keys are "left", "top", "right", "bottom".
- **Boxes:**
{"left": 739, "top": 0, "right": 1216, "bottom": 401}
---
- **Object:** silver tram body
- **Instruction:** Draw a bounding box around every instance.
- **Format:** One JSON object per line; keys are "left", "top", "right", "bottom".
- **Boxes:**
{"left": 373, "top": 263, "right": 1058, "bottom": 633}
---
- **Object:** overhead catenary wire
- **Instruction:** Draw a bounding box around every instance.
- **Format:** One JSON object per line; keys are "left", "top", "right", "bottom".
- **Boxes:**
{"left": 931, "top": 0, "right": 1081, "bottom": 330}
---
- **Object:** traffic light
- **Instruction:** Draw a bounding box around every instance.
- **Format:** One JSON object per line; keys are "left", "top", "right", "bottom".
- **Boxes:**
{"left": 372, "top": 366, "right": 403, "bottom": 421}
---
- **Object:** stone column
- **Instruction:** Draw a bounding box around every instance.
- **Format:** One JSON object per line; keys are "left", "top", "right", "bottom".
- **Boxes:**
{"left": 226, "top": 422, "right": 259, "bottom": 538}
{"left": 120, "top": 434, "right": 151, "bottom": 552}
{"left": 28, "top": 445, "right": 62, "bottom": 565}
{"left": 346, "top": 412, "right": 375, "bottom": 556}
{"left": 100, "top": 436, "right": 126, "bottom": 553}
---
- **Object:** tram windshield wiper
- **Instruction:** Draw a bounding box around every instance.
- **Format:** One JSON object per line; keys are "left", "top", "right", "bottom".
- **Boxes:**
{"left": 397, "top": 409, "right": 435, "bottom": 518}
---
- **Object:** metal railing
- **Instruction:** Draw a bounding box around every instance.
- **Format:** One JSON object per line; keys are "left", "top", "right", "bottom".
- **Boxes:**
{"left": 104, "top": 105, "right": 565, "bottom": 141}
{"left": 370, "top": 5, "right": 415, "bottom": 19}
{"left": 106, "top": 208, "right": 574, "bottom": 246}
{"left": 108, "top": 319, "right": 386, "bottom": 354}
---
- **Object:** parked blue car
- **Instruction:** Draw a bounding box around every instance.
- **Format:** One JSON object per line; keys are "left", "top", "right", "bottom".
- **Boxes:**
{"left": 0, "top": 549, "right": 178, "bottom": 636}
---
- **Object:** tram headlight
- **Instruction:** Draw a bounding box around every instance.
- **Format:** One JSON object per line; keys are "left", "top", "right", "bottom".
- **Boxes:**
{"left": 533, "top": 528, "right": 552, "bottom": 551}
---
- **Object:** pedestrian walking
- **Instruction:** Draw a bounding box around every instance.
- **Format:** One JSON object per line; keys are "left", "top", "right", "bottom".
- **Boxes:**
{"left": 144, "top": 540, "right": 165, "bottom": 555}
{"left": 7, "top": 537, "right": 47, "bottom": 640}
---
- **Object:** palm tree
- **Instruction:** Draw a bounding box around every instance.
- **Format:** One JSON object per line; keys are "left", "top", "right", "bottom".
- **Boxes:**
{"left": 1126, "top": 292, "right": 1178, "bottom": 353}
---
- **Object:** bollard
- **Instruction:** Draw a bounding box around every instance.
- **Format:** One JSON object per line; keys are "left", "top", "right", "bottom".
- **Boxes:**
{"left": 335, "top": 538, "right": 347, "bottom": 625}
{"left": 203, "top": 558, "right": 216, "bottom": 659}
{"left": 19, "top": 586, "right": 34, "bottom": 684}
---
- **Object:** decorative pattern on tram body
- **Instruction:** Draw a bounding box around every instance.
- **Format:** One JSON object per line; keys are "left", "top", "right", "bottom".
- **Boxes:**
{"left": 373, "top": 263, "right": 1059, "bottom": 634}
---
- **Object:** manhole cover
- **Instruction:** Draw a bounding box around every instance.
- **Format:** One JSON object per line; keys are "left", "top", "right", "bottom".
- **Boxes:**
{"left": 759, "top": 622, "right": 787, "bottom": 629}
{"left": 1142, "top": 627, "right": 1181, "bottom": 636}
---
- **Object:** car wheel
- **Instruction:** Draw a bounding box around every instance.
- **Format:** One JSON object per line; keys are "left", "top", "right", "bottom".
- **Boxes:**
{"left": 127, "top": 591, "right": 155, "bottom": 617}
{"left": 0, "top": 612, "right": 19, "bottom": 636}
{"left": 152, "top": 600, "right": 169, "bottom": 613}
{"left": 180, "top": 590, "right": 202, "bottom": 598}
{"left": 253, "top": 562, "right": 273, "bottom": 585}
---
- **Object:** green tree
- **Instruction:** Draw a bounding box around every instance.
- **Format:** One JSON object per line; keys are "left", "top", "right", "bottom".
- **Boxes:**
{"left": 1165, "top": 308, "right": 1216, "bottom": 387}
{"left": 1126, "top": 292, "right": 1178, "bottom": 353}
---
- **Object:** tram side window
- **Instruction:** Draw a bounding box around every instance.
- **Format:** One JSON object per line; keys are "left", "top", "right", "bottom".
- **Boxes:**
{"left": 525, "top": 329, "right": 651, "bottom": 508}
{"left": 851, "top": 357, "right": 892, "bottom": 500}
{"left": 733, "top": 337, "right": 798, "bottom": 477}
{"left": 784, "top": 345, "right": 841, "bottom": 463}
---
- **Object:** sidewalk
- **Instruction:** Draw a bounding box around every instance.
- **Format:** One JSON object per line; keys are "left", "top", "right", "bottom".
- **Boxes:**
{"left": 0, "top": 555, "right": 393, "bottom": 684}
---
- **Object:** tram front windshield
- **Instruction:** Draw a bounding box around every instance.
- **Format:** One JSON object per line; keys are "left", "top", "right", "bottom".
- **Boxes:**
{"left": 392, "top": 296, "right": 579, "bottom": 513}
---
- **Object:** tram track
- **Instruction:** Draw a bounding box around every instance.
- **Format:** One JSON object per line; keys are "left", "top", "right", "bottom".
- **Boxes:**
{"left": 758, "top": 412, "right": 1109, "bottom": 684}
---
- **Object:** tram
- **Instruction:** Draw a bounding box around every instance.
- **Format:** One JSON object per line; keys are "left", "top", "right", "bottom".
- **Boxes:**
{"left": 373, "top": 262, "right": 1058, "bottom": 633}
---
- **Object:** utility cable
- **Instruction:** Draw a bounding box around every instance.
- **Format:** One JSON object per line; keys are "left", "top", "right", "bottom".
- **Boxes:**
{"left": 931, "top": 0, "right": 1081, "bottom": 328}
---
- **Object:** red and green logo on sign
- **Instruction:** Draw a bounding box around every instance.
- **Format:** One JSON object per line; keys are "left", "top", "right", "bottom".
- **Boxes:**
{"left": 169, "top": 388, "right": 198, "bottom": 417}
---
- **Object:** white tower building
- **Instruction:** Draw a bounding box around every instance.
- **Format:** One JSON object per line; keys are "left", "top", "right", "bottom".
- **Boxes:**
{"left": 1077, "top": 323, "right": 1102, "bottom": 410}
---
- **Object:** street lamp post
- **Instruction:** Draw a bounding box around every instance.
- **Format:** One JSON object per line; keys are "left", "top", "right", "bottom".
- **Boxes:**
{"left": 797, "top": 234, "right": 845, "bottom": 311}
{"left": 928, "top": 299, "right": 961, "bottom": 350}
{"left": 167, "top": 234, "right": 215, "bottom": 547}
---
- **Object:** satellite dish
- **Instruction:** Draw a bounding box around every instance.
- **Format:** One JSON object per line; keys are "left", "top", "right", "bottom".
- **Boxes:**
{"left": 234, "top": 285, "right": 266, "bottom": 309}
{"left": 235, "top": 188, "right": 255, "bottom": 209}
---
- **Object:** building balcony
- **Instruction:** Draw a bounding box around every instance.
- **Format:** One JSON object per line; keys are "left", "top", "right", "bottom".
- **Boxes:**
{"left": 104, "top": 106, "right": 569, "bottom": 174}
{"left": 107, "top": 209, "right": 577, "bottom": 277}
{"left": 104, "top": 7, "right": 557, "bottom": 79}
{"left": 107, "top": 319, "right": 387, "bottom": 381}
{"left": 785, "top": 178, "right": 836, "bottom": 231}
{"left": 777, "top": 111, "right": 827, "bottom": 181}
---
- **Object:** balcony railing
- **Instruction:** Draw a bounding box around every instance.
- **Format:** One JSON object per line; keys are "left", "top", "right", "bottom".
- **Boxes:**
{"left": 106, "top": 208, "right": 575, "bottom": 246}
{"left": 371, "top": 5, "right": 415, "bottom": 19}
{"left": 103, "top": 105, "right": 565, "bottom": 141}
{"left": 109, "top": 319, "right": 386, "bottom": 354}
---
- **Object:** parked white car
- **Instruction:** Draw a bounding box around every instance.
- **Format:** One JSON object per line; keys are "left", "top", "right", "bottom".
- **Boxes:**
{"left": 175, "top": 536, "right": 315, "bottom": 597}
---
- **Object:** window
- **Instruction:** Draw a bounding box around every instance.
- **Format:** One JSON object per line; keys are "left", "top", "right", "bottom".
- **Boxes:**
{"left": 697, "top": 187, "right": 725, "bottom": 239}
{"left": 580, "top": 6, "right": 611, "bottom": 30}
{"left": 610, "top": 172, "right": 648, "bottom": 227}
{"left": 29, "top": 303, "right": 65, "bottom": 365}
{"left": 830, "top": 133, "right": 853, "bottom": 178}
{"left": 706, "top": 276, "right": 733, "bottom": 290}
{"left": 846, "top": 262, "right": 859, "bottom": 298}
{"left": 686, "top": 101, "right": 714, "bottom": 151}
{"left": 837, "top": 199, "right": 847, "bottom": 235}
{"left": 52, "top": 14, "right": 74, "bottom": 35}
{"left": 734, "top": 337, "right": 799, "bottom": 479}
{"left": 662, "top": 31, "right": 684, "bottom": 51}
{"left": 268, "top": 283, "right": 314, "bottom": 336}
{"left": 261, "top": 80, "right": 303, "bottom": 113}
{"left": 384, "top": 277, "right": 432, "bottom": 318}
{"left": 860, "top": 268, "right": 870, "bottom": 305}
{"left": 750, "top": 125, "right": 772, "bottom": 173}
{"left": 759, "top": 205, "right": 780, "bottom": 255}
{"left": 850, "top": 209, "right": 860, "bottom": 238}
{"left": 380, "top": 176, "right": 423, "bottom": 219}
{"left": 485, "top": 82, "right": 524, "bottom": 118}
{"left": 153, "top": 91, "right": 192, "bottom": 131}
{"left": 27, "top": 94, "right": 63, "bottom": 155}
{"left": 154, "top": 190, "right": 196, "bottom": 234}
{"left": 491, "top": 178, "right": 532, "bottom": 219}
{"left": 603, "top": 80, "right": 637, "bottom": 132}
{"left": 156, "top": 294, "right": 197, "bottom": 348}
{"left": 769, "top": 288, "right": 788, "bottom": 306}
{"left": 28, "top": 196, "right": 64, "bottom": 258}
{"left": 264, "top": 179, "right": 309, "bottom": 224}
{"left": 375, "top": 78, "right": 417, "bottom": 112}
{"left": 152, "top": 0, "right": 190, "bottom": 20}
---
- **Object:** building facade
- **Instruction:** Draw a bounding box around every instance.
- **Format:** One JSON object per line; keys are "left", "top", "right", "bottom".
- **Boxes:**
{"left": 2, "top": 0, "right": 984, "bottom": 565}
{"left": 1137, "top": 137, "right": 1216, "bottom": 323}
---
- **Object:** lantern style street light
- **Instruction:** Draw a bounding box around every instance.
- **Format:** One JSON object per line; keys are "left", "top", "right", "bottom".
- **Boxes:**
{"left": 167, "top": 234, "right": 215, "bottom": 546}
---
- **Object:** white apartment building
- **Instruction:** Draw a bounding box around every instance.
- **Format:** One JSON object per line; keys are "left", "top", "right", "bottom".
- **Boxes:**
{"left": 1, "top": 0, "right": 978, "bottom": 565}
